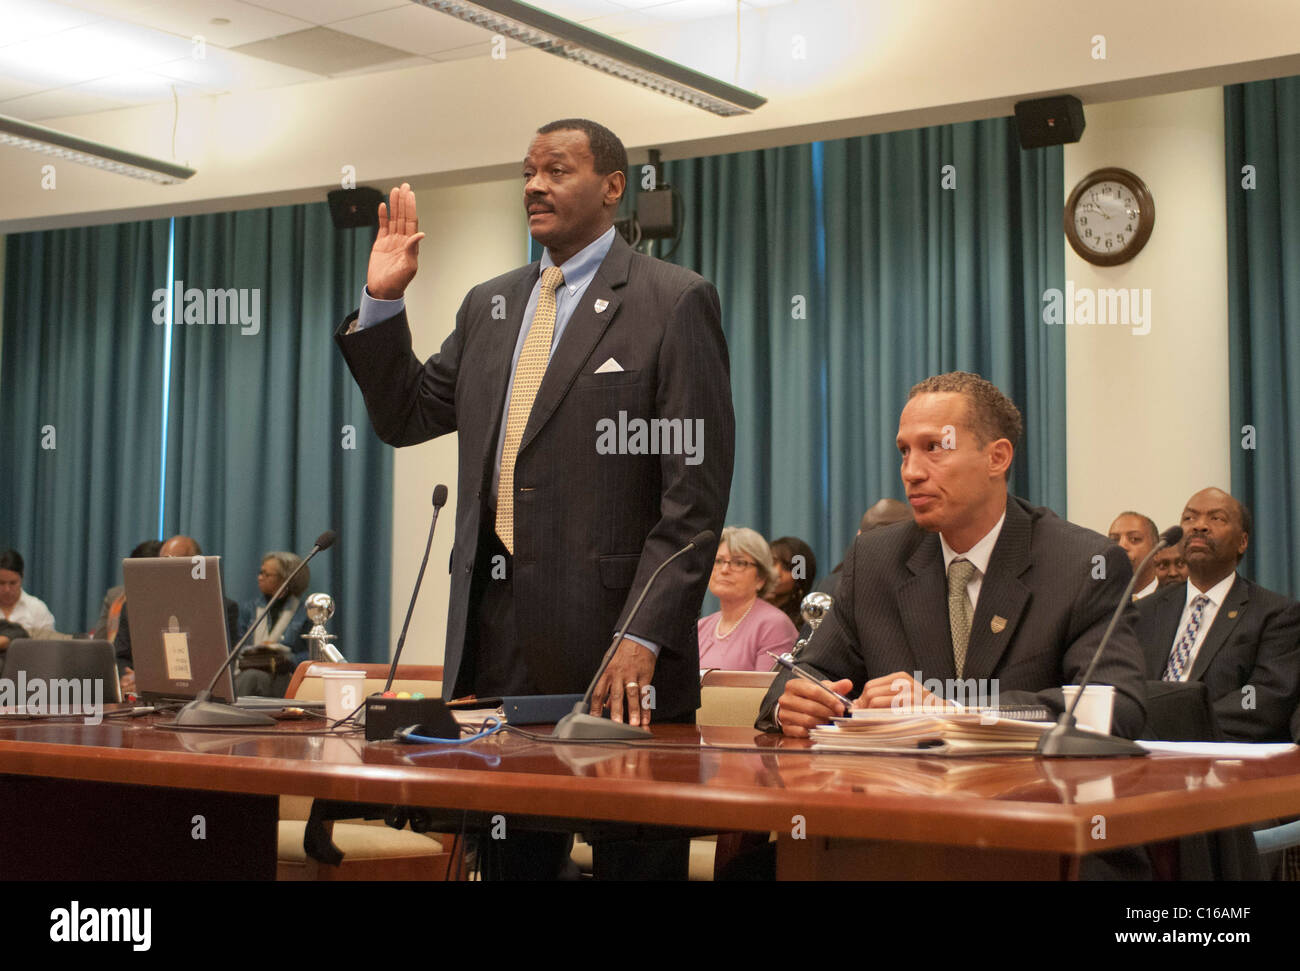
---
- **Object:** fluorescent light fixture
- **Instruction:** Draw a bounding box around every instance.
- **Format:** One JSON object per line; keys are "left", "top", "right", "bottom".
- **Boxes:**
{"left": 0, "top": 113, "right": 194, "bottom": 184}
{"left": 412, "top": 0, "right": 765, "bottom": 116}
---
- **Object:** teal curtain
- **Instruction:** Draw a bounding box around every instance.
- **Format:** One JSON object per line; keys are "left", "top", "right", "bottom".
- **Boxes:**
{"left": 164, "top": 204, "right": 391, "bottom": 660}
{"left": 655, "top": 119, "right": 1065, "bottom": 580}
{"left": 1, "top": 203, "right": 391, "bottom": 658}
{"left": 1225, "top": 76, "right": 1300, "bottom": 595}
{"left": 0, "top": 220, "right": 171, "bottom": 632}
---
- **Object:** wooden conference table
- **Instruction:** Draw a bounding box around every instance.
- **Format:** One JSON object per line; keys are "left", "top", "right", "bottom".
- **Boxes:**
{"left": 0, "top": 713, "right": 1298, "bottom": 879}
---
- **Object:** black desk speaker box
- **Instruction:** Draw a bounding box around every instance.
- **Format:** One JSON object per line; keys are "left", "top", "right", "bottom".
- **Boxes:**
{"left": 365, "top": 695, "right": 459, "bottom": 741}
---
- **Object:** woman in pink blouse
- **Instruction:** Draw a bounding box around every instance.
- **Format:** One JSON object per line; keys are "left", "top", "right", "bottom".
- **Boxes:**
{"left": 697, "top": 526, "right": 799, "bottom": 672}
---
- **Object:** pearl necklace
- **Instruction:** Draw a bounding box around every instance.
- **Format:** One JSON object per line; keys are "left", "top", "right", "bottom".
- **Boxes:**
{"left": 714, "top": 599, "right": 756, "bottom": 639}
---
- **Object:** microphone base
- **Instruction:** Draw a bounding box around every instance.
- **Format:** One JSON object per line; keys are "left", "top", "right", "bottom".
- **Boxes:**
{"left": 173, "top": 700, "right": 277, "bottom": 727}
{"left": 552, "top": 711, "right": 652, "bottom": 741}
{"left": 1036, "top": 721, "right": 1147, "bottom": 758}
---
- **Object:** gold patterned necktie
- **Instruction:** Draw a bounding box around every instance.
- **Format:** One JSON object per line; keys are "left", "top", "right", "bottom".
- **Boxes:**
{"left": 496, "top": 265, "right": 565, "bottom": 554}
{"left": 947, "top": 559, "right": 977, "bottom": 678}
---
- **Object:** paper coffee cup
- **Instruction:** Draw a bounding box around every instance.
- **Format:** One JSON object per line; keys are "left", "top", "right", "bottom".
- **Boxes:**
{"left": 1062, "top": 684, "right": 1115, "bottom": 735}
{"left": 322, "top": 669, "right": 367, "bottom": 722}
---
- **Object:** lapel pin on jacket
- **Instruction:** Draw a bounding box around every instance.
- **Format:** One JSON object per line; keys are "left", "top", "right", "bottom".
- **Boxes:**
{"left": 1227, "top": 610, "right": 1238, "bottom": 619}
{"left": 594, "top": 298, "right": 609, "bottom": 313}
{"left": 990, "top": 615, "right": 1007, "bottom": 633}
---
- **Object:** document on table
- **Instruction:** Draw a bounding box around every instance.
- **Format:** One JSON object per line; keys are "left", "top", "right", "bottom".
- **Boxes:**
{"left": 1137, "top": 740, "right": 1297, "bottom": 758}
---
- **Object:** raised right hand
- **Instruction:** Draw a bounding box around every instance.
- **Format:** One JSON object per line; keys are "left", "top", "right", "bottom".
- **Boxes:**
{"left": 776, "top": 677, "right": 852, "bottom": 738}
{"left": 367, "top": 183, "right": 426, "bottom": 300}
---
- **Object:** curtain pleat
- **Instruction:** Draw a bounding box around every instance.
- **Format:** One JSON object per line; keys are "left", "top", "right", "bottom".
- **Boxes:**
{"left": 1226, "top": 77, "right": 1300, "bottom": 595}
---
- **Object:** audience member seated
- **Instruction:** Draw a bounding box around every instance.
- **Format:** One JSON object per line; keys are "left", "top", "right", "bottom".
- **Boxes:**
{"left": 234, "top": 551, "right": 313, "bottom": 698}
{"left": 1135, "top": 487, "right": 1300, "bottom": 742}
{"left": 1107, "top": 511, "right": 1160, "bottom": 600}
{"left": 1153, "top": 545, "right": 1188, "bottom": 587}
{"left": 115, "top": 535, "right": 240, "bottom": 698}
{"left": 758, "top": 371, "right": 1146, "bottom": 739}
{"left": 698, "top": 527, "right": 799, "bottom": 672}
{"left": 0, "top": 619, "right": 30, "bottom": 653}
{"left": 818, "top": 498, "right": 912, "bottom": 595}
{"left": 0, "top": 550, "right": 56, "bottom": 637}
{"left": 765, "top": 536, "right": 818, "bottom": 628}
{"left": 93, "top": 539, "right": 161, "bottom": 643}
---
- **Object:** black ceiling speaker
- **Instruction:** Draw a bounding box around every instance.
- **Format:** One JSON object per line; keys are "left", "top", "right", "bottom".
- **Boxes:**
{"left": 327, "top": 187, "right": 385, "bottom": 229}
{"left": 1014, "top": 95, "right": 1085, "bottom": 149}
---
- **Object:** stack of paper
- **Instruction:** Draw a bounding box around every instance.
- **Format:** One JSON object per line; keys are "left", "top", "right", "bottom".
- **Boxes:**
{"left": 810, "top": 711, "right": 1052, "bottom": 755}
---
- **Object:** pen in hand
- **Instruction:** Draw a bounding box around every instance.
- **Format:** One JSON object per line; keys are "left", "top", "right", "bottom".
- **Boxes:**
{"left": 765, "top": 651, "right": 855, "bottom": 712}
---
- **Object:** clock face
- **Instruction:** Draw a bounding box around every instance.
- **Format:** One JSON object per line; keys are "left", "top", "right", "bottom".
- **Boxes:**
{"left": 1073, "top": 180, "right": 1141, "bottom": 255}
{"left": 1064, "top": 168, "right": 1155, "bottom": 266}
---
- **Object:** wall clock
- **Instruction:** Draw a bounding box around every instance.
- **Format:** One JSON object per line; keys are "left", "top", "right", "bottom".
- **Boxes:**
{"left": 1064, "top": 167, "right": 1155, "bottom": 266}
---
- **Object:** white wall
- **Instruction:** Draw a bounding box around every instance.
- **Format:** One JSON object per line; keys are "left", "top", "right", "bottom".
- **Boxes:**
{"left": 1063, "top": 87, "right": 1231, "bottom": 538}
{"left": 382, "top": 178, "right": 525, "bottom": 665}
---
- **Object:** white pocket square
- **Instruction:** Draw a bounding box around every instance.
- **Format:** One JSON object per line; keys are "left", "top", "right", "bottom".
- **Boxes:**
{"left": 594, "top": 358, "right": 623, "bottom": 374}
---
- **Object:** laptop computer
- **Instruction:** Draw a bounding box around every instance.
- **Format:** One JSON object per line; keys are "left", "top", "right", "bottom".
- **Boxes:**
{"left": 122, "top": 556, "right": 323, "bottom": 711}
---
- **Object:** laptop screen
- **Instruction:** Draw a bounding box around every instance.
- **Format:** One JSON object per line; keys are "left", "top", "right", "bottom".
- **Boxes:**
{"left": 122, "top": 556, "right": 237, "bottom": 704}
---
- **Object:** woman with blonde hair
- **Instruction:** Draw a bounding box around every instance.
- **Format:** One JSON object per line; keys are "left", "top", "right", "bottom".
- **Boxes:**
{"left": 697, "top": 526, "right": 798, "bottom": 671}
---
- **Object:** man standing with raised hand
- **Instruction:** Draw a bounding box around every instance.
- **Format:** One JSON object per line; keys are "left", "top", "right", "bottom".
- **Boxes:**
{"left": 336, "top": 119, "right": 734, "bottom": 878}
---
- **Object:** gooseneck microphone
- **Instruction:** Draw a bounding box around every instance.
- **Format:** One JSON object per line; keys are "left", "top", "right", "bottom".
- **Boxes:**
{"left": 553, "top": 529, "right": 716, "bottom": 741}
{"left": 384, "top": 484, "right": 449, "bottom": 693}
{"left": 1037, "top": 525, "right": 1183, "bottom": 757}
{"left": 174, "top": 529, "right": 337, "bottom": 727}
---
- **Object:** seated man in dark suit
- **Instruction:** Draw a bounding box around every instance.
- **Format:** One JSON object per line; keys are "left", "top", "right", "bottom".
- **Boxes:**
{"left": 1134, "top": 487, "right": 1300, "bottom": 742}
{"left": 1108, "top": 511, "right": 1160, "bottom": 600}
{"left": 1153, "top": 545, "right": 1188, "bottom": 588}
{"left": 115, "top": 535, "right": 241, "bottom": 697}
{"left": 758, "top": 371, "right": 1146, "bottom": 738}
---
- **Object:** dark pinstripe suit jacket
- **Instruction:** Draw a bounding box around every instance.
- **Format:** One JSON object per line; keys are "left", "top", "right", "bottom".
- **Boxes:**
{"left": 756, "top": 495, "right": 1148, "bottom": 737}
{"left": 336, "top": 234, "right": 734, "bottom": 720}
{"left": 1135, "top": 577, "right": 1300, "bottom": 742}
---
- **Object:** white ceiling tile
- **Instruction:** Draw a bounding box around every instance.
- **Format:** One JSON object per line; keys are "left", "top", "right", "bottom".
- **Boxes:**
{"left": 333, "top": 5, "right": 503, "bottom": 56}
{"left": 529, "top": 0, "right": 629, "bottom": 20}
{"left": 0, "top": 20, "right": 193, "bottom": 88}
{"left": 54, "top": 0, "right": 164, "bottom": 17}
{"left": 0, "top": 0, "right": 104, "bottom": 48}
{"left": 240, "top": 0, "right": 408, "bottom": 26}
{"left": 330, "top": 54, "right": 433, "bottom": 76}
{"left": 74, "top": 69, "right": 205, "bottom": 102}
{"left": 577, "top": 10, "right": 658, "bottom": 33}
{"left": 152, "top": 46, "right": 322, "bottom": 88}
{"left": 636, "top": 0, "right": 751, "bottom": 21}
{"left": 116, "top": 0, "right": 315, "bottom": 47}
{"left": 0, "top": 76, "right": 46, "bottom": 102}
{"left": 0, "top": 86, "right": 134, "bottom": 120}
